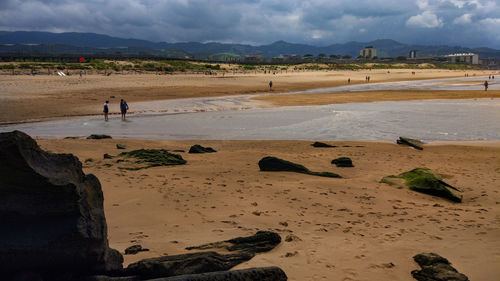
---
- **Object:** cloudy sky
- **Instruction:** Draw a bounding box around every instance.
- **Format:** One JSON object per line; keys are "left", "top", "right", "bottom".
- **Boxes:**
{"left": 1, "top": 0, "right": 499, "bottom": 48}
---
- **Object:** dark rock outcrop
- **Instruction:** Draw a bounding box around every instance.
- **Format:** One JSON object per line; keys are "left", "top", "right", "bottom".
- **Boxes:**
{"left": 258, "top": 156, "right": 341, "bottom": 178}
{"left": 397, "top": 137, "right": 423, "bottom": 150}
{"left": 331, "top": 157, "right": 354, "bottom": 167}
{"left": 125, "top": 252, "right": 254, "bottom": 280}
{"left": 411, "top": 253, "right": 469, "bottom": 281}
{"left": 188, "top": 144, "right": 217, "bottom": 154}
{"left": 186, "top": 231, "right": 281, "bottom": 254}
{"left": 311, "top": 142, "right": 336, "bottom": 148}
{"left": 125, "top": 245, "right": 150, "bottom": 255}
{"left": 0, "top": 131, "right": 123, "bottom": 278}
{"left": 87, "top": 134, "right": 113, "bottom": 139}
{"left": 381, "top": 168, "right": 462, "bottom": 202}
{"left": 148, "top": 266, "right": 287, "bottom": 281}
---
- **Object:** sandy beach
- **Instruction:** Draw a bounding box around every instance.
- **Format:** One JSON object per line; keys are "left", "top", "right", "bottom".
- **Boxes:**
{"left": 36, "top": 138, "right": 500, "bottom": 281}
{"left": 2, "top": 68, "right": 499, "bottom": 280}
{"left": 0, "top": 69, "right": 496, "bottom": 123}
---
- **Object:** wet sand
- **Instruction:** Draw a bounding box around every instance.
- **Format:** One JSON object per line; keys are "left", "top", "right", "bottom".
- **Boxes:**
{"left": 37, "top": 139, "right": 500, "bottom": 281}
{"left": 0, "top": 69, "right": 493, "bottom": 123}
{"left": 254, "top": 90, "right": 500, "bottom": 107}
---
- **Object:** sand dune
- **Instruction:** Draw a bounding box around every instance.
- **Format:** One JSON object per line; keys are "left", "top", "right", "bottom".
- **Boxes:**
{"left": 37, "top": 139, "right": 500, "bottom": 281}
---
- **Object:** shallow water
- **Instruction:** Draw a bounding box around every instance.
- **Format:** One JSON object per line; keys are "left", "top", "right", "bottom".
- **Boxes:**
{"left": 2, "top": 99, "right": 499, "bottom": 141}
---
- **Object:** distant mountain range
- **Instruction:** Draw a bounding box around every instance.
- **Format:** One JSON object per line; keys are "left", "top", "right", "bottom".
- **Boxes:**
{"left": 1, "top": 31, "right": 500, "bottom": 59}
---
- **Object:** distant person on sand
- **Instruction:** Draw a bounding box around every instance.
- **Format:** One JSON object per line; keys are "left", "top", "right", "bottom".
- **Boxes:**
{"left": 103, "top": 100, "right": 109, "bottom": 121}
{"left": 120, "top": 99, "right": 129, "bottom": 121}
{"left": 484, "top": 81, "right": 488, "bottom": 91}
{"left": 269, "top": 80, "right": 273, "bottom": 90}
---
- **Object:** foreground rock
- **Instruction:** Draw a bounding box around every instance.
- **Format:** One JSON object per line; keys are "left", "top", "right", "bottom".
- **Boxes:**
{"left": 311, "top": 141, "right": 336, "bottom": 148}
{"left": 125, "top": 252, "right": 255, "bottom": 279}
{"left": 259, "top": 156, "right": 341, "bottom": 178}
{"left": 148, "top": 267, "right": 287, "bottom": 281}
{"left": 331, "top": 157, "right": 354, "bottom": 167}
{"left": 186, "top": 231, "right": 281, "bottom": 254}
{"left": 0, "top": 130, "right": 123, "bottom": 279}
{"left": 189, "top": 144, "right": 217, "bottom": 153}
{"left": 412, "top": 253, "right": 469, "bottom": 281}
{"left": 84, "top": 267, "right": 286, "bottom": 281}
{"left": 87, "top": 134, "right": 113, "bottom": 139}
{"left": 397, "top": 136, "right": 423, "bottom": 150}
{"left": 381, "top": 168, "right": 462, "bottom": 202}
{"left": 118, "top": 149, "right": 186, "bottom": 170}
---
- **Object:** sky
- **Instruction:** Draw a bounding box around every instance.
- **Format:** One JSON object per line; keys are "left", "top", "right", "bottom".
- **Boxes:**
{"left": 0, "top": 0, "right": 499, "bottom": 48}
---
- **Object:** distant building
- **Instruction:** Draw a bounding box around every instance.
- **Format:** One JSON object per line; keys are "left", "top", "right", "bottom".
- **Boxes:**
{"left": 409, "top": 50, "right": 418, "bottom": 59}
{"left": 244, "top": 54, "right": 264, "bottom": 63}
{"left": 446, "top": 53, "right": 479, "bottom": 65}
{"left": 360, "top": 46, "right": 377, "bottom": 58}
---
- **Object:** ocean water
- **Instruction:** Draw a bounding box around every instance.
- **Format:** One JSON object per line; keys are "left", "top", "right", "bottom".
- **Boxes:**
{"left": 2, "top": 98, "right": 499, "bottom": 141}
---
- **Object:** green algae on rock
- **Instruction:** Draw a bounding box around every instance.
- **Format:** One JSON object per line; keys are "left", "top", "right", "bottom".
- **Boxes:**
{"left": 381, "top": 168, "right": 462, "bottom": 202}
{"left": 118, "top": 149, "right": 186, "bottom": 170}
{"left": 258, "top": 156, "right": 341, "bottom": 178}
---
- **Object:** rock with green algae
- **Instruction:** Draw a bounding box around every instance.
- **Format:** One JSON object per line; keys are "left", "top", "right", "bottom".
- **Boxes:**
{"left": 118, "top": 149, "right": 186, "bottom": 170}
{"left": 258, "top": 156, "right": 341, "bottom": 178}
{"left": 381, "top": 168, "right": 462, "bottom": 202}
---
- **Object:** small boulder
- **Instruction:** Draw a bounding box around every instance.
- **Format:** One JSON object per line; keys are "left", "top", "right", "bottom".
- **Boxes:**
{"left": 104, "top": 153, "right": 113, "bottom": 159}
{"left": 411, "top": 253, "right": 469, "bottom": 281}
{"left": 258, "top": 156, "right": 341, "bottom": 178}
{"left": 189, "top": 144, "right": 217, "bottom": 153}
{"left": 116, "top": 144, "right": 127, "bottom": 150}
{"left": 311, "top": 141, "right": 336, "bottom": 148}
{"left": 124, "top": 244, "right": 149, "bottom": 255}
{"left": 397, "top": 137, "right": 423, "bottom": 150}
{"left": 87, "top": 134, "right": 112, "bottom": 139}
{"left": 331, "top": 157, "right": 354, "bottom": 167}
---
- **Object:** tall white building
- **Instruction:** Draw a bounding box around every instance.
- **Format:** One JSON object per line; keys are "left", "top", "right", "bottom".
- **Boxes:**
{"left": 446, "top": 53, "right": 479, "bottom": 65}
{"left": 360, "top": 46, "right": 377, "bottom": 58}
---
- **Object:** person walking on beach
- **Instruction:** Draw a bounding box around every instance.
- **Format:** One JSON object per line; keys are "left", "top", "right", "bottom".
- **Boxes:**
{"left": 103, "top": 100, "right": 109, "bottom": 121}
{"left": 120, "top": 99, "right": 129, "bottom": 121}
{"left": 269, "top": 80, "right": 273, "bottom": 90}
{"left": 484, "top": 81, "right": 488, "bottom": 91}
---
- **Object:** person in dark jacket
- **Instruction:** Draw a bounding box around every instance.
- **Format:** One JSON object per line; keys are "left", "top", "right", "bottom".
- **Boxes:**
{"left": 120, "top": 99, "right": 129, "bottom": 121}
{"left": 103, "top": 100, "right": 109, "bottom": 121}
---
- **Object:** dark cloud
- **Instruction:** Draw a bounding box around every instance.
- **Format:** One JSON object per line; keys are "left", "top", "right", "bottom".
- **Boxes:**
{"left": 0, "top": 0, "right": 498, "bottom": 48}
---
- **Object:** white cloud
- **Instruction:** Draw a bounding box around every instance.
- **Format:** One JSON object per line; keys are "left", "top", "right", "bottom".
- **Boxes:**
{"left": 406, "top": 11, "right": 444, "bottom": 28}
{"left": 453, "top": 13, "right": 472, "bottom": 24}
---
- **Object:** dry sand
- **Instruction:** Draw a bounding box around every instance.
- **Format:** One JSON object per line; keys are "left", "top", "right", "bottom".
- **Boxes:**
{"left": 0, "top": 69, "right": 491, "bottom": 123}
{"left": 38, "top": 139, "right": 500, "bottom": 281}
